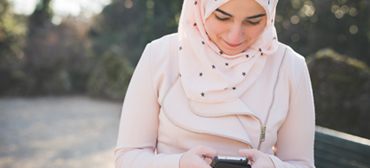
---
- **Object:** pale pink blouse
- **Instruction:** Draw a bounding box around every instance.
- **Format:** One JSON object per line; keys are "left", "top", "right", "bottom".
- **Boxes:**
{"left": 115, "top": 33, "right": 315, "bottom": 168}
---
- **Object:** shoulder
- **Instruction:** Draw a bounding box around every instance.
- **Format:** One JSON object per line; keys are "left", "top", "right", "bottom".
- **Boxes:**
{"left": 139, "top": 33, "right": 178, "bottom": 100}
{"left": 148, "top": 33, "right": 178, "bottom": 57}
{"left": 278, "top": 42, "right": 306, "bottom": 72}
{"left": 144, "top": 33, "right": 178, "bottom": 68}
{"left": 150, "top": 33, "right": 178, "bottom": 46}
{"left": 277, "top": 42, "right": 308, "bottom": 78}
{"left": 274, "top": 43, "right": 310, "bottom": 91}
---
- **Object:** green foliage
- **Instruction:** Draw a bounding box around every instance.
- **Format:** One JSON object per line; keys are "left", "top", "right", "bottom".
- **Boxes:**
{"left": 89, "top": 0, "right": 182, "bottom": 65}
{"left": 54, "top": 19, "right": 94, "bottom": 93}
{"left": 87, "top": 50, "right": 133, "bottom": 100}
{"left": 307, "top": 48, "right": 370, "bottom": 138}
{"left": 0, "top": 0, "right": 28, "bottom": 95}
{"left": 0, "top": 0, "right": 26, "bottom": 64}
{"left": 29, "top": 0, "right": 53, "bottom": 26}
{"left": 85, "top": 0, "right": 183, "bottom": 99}
{"left": 19, "top": 18, "right": 94, "bottom": 95}
{"left": 18, "top": 0, "right": 94, "bottom": 95}
{"left": 276, "top": 0, "right": 370, "bottom": 65}
{"left": 1, "top": 0, "right": 369, "bottom": 123}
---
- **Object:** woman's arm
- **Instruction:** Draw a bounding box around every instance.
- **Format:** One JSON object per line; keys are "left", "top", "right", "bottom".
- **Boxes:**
{"left": 114, "top": 43, "right": 183, "bottom": 167}
{"left": 268, "top": 58, "right": 315, "bottom": 168}
{"left": 239, "top": 56, "right": 315, "bottom": 168}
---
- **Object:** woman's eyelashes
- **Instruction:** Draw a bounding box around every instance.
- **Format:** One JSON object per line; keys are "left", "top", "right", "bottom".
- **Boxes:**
{"left": 247, "top": 20, "right": 261, "bottom": 25}
{"left": 215, "top": 14, "right": 262, "bottom": 26}
{"left": 215, "top": 15, "right": 229, "bottom": 21}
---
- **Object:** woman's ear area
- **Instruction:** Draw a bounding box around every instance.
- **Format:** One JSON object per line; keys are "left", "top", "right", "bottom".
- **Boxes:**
{"left": 204, "top": 11, "right": 217, "bottom": 36}
{"left": 255, "top": 0, "right": 273, "bottom": 26}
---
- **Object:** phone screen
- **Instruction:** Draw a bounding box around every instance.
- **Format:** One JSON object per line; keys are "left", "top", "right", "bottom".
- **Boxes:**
{"left": 210, "top": 156, "right": 251, "bottom": 168}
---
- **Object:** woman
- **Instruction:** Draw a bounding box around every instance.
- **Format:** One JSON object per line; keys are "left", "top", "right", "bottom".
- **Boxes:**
{"left": 115, "top": 0, "right": 315, "bottom": 167}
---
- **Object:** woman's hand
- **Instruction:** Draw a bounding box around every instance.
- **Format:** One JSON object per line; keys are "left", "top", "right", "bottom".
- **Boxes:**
{"left": 180, "top": 145, "right": 218, "bottom": 168}
{"left": 238, "top": 149, "right": 274, "bottom": 168}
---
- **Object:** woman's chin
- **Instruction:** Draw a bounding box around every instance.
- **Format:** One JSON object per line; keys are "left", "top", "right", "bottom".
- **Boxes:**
{"left": 220, "top": 48, "right": 245, "bottom": 56}
{"left": 219, "top": 42, "right": 250, "bottom": 56}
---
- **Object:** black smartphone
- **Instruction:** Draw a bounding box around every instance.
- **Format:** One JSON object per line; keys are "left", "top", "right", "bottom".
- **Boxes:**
{"left": 210, "top": 156, "right": 251, "bottom": 168}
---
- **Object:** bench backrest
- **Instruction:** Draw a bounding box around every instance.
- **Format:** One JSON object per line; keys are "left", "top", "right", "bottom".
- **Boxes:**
{"left": 314, "top": 126, "right": 370, "bottom": 168}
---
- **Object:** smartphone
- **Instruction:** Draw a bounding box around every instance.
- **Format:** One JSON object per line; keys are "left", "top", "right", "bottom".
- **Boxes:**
{"left": 210, "top": 156, "right": 251, "bottom": 168}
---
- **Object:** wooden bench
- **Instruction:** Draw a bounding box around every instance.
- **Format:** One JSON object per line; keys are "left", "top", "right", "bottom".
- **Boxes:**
{"left": 314, "top": 126, "right": 370, "bottom": 168}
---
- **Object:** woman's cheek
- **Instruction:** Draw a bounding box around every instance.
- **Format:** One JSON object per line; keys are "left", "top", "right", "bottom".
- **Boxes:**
{"left": 246, "top": 25, "right": 265, "bottom": 39}
{"left": 211, "top": 23, "right": 226, "bottom": 35}
{"left": 206, "top": 20, "right": 226, "bottom": 38}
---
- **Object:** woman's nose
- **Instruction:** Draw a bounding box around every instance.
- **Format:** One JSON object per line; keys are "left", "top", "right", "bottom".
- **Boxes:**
{"left": 227, "top": 24, "right": 243, "bottom": 43}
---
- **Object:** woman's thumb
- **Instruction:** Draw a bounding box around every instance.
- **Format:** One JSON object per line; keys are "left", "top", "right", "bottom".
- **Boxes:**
{"left": 196, "top": 146, "right": 218, "bottom": 158}
{"left": 238, "top": 149, "right": 257, "bottom": 158}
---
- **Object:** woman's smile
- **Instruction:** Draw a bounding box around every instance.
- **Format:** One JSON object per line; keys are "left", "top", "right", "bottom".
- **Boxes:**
{"left": 223, "top": 39, "right": 244, "bottom": 48}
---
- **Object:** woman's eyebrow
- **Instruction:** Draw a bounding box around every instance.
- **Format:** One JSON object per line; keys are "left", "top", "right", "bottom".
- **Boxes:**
{"left": 215, "top": 9, "right": 232, "bottom": 17}
{"left": 247, "top": 14, "right": 266, "bottom": 19}
{"left": 215, "top": 9, "right": 266, "bottom": 20}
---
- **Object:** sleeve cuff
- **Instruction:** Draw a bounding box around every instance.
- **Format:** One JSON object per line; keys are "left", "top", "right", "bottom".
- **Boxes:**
{"left": 161, "top": 153, "right": 184, "bottom": 168}
{"left": 268, "top": 154, "right": 283, "bottom": 168}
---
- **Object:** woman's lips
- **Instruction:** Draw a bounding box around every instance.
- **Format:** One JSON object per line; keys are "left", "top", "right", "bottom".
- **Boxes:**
{"left": 223, "top": 40, "right": 243, "bottom": 47}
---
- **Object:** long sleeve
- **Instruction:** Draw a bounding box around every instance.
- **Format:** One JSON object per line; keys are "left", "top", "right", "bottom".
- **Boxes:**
{"left": 115, "top": 43, "right": 183, "bottom": 168}
{"left": 268, "top": 58, "right": 316, "bottom": 168}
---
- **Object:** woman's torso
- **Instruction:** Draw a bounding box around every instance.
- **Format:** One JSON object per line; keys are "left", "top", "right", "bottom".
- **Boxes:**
{"left": 147, "top": 33, "right": 306, "bottom": 156}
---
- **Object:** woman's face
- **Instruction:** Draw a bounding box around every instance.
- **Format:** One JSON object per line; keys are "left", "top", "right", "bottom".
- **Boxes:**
{"left": 205, "top": 0, "right": 267, "bottom": 55}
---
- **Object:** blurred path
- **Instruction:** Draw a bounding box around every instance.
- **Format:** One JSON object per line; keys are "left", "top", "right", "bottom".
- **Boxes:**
{"left": 0, "top": 96, "right": 122, "bottom": 168}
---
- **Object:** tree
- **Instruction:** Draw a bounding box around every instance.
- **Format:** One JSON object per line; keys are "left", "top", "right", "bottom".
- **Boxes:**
{"left": 89, "top": 0, "right": 183, "bottom": 65}
{"left": 307, "top": 48, "right": 370, "bottom": 138}
{"left": 276, "top": 0, "right": 370, "bottom": 65}
{"left": 22, "top": 0, "right": 75, "bottom": 95}
{"left": 0, "top": 0, "right": 27, "bottom": 95}
{"left": 85, "top": 0, "right": 183, "bottom": 99}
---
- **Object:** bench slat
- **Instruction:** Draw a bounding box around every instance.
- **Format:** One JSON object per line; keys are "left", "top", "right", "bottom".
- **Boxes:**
{"left": 314, "top": 126, "right": 370, "bottom": 168}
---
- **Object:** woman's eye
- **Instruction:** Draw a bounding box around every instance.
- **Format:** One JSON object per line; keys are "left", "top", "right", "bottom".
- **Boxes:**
{"left": 215, "top": 15, "right": 229, "bottom": 21}
{"left": 247, "top": 20, "right": 261, "bottom": 26}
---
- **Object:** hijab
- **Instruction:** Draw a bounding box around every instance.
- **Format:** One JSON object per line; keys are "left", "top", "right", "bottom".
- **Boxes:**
{"left": 178, "top": 0, "right": 279, "bottom": 104}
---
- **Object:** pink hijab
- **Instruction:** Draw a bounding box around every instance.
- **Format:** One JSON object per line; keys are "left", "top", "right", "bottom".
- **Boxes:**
{"left": 178, "top": 0, "right": 279, "bottom": 104}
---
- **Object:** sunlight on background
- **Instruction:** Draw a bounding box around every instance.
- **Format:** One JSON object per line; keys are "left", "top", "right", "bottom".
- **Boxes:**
{"left": 7, "top": 0, "right": 38, "bottom": 15}
{"left": 8, "top": 0, "right": 111, "bottom": 24}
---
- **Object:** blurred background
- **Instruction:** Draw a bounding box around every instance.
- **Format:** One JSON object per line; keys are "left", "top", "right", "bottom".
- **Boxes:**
{"left": 0, "top": 0, "right": 369, "bottom": 167}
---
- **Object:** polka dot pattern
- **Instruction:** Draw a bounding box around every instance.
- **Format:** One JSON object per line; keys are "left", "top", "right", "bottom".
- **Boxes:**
{"left": 178, "top": 0, "right": 279, "bottom": 103}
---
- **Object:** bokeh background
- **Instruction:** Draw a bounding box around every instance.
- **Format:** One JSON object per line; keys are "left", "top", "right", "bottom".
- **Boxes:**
{"left": 0, "top": 0, "right": 369, "bottom": 167}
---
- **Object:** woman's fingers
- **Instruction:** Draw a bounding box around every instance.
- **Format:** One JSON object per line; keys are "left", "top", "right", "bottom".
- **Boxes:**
{"left": 238, "top": 149, "right": 257, "bottom": 158}
{"left": 195, "top": 145, "right": 218, "bottom": 165}
{"left": 238, "top": 149, "right": 274, "bottom": 168}
{"left": 180, "top": 145, "right": 218, "bottom": 168}
{"left": 238, "top": 149, "right": 257, "bottom": 164}
{"left": 195, "top": 145, "right": 218, "bottom": 159}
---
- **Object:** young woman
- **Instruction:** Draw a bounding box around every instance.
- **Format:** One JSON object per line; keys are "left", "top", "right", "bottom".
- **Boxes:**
{"left": 115, "top": 0, "right": 315, "bottom": 167}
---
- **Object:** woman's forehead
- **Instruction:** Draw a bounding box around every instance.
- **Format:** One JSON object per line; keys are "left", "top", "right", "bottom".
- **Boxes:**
{"left": 212, "top": 0, "right": 266, "bottom": 20}
{"left": 217, "top": 0, "right": 266, "bottom": 14}
{"left": 204, "top": 0, "right": 272, "bottom": 22}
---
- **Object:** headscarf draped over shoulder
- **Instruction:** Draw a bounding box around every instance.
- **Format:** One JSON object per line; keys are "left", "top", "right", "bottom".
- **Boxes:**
{"left": 178, "top": 0, "right": 279, "bottom": 104}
